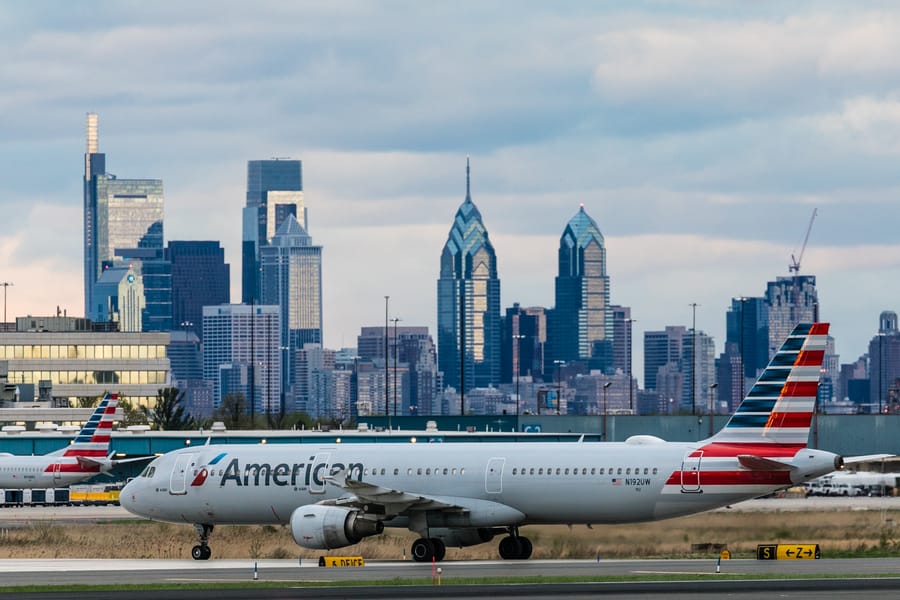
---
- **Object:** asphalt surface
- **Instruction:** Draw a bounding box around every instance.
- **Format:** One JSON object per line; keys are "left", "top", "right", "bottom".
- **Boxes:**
{"left": 1, "top": 497, "right": 899, "bottom": 598}
{"left": 3, "top": 556, "right": 900, "bottom": 584}
{"left": 0, "top": 558, "right": 899, "bottom": 599}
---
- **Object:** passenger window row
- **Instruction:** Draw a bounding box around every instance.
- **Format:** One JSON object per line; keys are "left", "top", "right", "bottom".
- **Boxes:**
{"left": 511, "top": 466, "right": 659, "bottom": 476}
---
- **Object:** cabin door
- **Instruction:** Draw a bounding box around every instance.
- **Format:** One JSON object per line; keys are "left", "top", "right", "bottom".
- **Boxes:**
{"left": 169, "top": 453, "right": 197, "bottom": 495}
{"left": 680, "top": 451, "right": 703, "bottom": 493}
{"left": 485, "top": 457, "right": 505, "bottom": 494}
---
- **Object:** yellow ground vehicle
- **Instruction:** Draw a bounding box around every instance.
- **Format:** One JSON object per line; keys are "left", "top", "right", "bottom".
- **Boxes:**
{"left": 68, "top": 483, "right": 122, "bottom": 505}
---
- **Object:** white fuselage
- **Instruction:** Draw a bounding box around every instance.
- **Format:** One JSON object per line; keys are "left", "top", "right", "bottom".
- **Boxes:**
{"left": 0, "top": 455, "right": 97, "bottom": 489}
{"left": 121, "top": 438, "right": 838, "bottom": 528}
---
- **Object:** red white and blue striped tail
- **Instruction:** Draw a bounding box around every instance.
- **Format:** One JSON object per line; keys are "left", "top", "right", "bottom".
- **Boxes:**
{"left": 63, "top": 393, "right": 118, "bottom": 459}
{"left": 707, "top": 323, "right": 828, "bottom": 447}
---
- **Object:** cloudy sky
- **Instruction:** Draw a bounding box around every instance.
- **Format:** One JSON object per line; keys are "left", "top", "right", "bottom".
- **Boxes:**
{"left": 2, "top": 1, "right": 900, "bottom": 377}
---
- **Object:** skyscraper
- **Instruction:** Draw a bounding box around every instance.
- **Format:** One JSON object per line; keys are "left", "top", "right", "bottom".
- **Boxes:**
{"left": 437, "top": 159, "right": 501, "bottom": 397}
{"left": 168, "top": 241, "right": 231, "bottom": 341}
{"left": 726, "top": 296, "right": 769, "bottom": 380}
{"left": 260, "top": 214, "right": 323, "bottom": 404}
{"left": 766, "top": 274, "right": 818, "bottom": 360}
{"left": 83, "top": 113, "right": 164, "bottom": 322}
{"left": 548, "top": 205, "right": 611, "bottom": 373}
{"left": 202, "top": 304, "right": 280, "bottom": 413}
{"left": 241, "top": 159, "right": 304, "bottom": 304}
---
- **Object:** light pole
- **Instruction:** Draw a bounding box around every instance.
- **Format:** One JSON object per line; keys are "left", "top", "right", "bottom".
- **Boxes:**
{"left": 708, "top": 383, "right": 718, "bottom": 437}
{"left": 878, "top": 332, "right": 885, "bottom": 414}
{"left": 602, "top": 381, "right": 612, "bottom": 441}
{"left": 384, "top": 296, "right": 389, "bottom": 420}
{"left": 690, "top": 303, "right": 698, "bottom": 415}
{"left": 626, "top": 318, "right": 636, "bottom": 413}
{"left": 738, "top": 296, "right": 748, "bottom": 401}
{"left": 391, "top": 317, "right": 401, "bottom": 418}
{"left": 513, "top": 334, "right": 525, "bottom": 416}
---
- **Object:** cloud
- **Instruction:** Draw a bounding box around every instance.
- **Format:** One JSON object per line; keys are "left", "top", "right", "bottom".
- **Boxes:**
{"left": 589, "top": 12, "right": 900, "bottom": 128}
{"left": 2, "top": 1, "right": 900, "bottom": 371}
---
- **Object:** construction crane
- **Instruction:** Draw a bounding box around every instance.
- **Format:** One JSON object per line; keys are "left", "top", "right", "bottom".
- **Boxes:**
{"left": 789, "top": 208, "right": 817, "bottom": 323}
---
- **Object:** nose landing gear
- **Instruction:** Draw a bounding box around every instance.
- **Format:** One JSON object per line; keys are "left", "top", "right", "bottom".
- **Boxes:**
{"left": 192, "top": 523, "right": 214, "bottom": 560}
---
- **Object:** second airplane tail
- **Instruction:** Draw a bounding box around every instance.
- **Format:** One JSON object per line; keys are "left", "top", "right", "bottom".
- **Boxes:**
{"left": 707, "top": 322, "right": 829, "bottom": 447}
{"left": 63, "top": 393, "right": 118, "bottom": 459}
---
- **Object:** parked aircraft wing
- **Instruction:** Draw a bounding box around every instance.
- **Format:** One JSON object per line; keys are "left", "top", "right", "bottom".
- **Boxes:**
{"left": 843, "top": 454, "right": 894, "bottom": 464}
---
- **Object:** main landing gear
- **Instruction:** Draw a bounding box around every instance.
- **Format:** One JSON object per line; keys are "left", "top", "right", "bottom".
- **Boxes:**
{"left": 410, "top": 537, "right": 447, "bottom": 562}
{"left": 498, "top": 527, "right": 532, "bottom": 560}
{"left": 192, "top": 523, "right": 214, "bottom": 560}
{"left": 409, "top": 528, "right": 533, "bottom": 562}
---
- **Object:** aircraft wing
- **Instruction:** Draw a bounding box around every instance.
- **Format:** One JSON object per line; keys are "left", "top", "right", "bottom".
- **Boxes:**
{"left": 325, "top": 472, "right": 460, "bottom": 514}
{"left": 323, "top": 471, "right": 526, "bottom": 525}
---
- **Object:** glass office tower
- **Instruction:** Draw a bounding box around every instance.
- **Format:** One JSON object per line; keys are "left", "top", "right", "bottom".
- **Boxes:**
{"left": 259, "top": 214, "right": 323, "bottom": 405}
{"left": 242, "top": 159, "right": 304, "bottom": 304}
{"left": 168, "top": 241, "right": 230, "bottom": 341}
{"left": 437, "top": 160, "right": 500, "bottom": 398}
{"left": 83, "top": 113, "right": 164, "bottom": 322}
{"left": 548, "top": 205, "right": 611, "bottom": 373}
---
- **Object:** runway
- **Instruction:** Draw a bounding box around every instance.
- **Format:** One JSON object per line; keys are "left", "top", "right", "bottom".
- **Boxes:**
{"left": 0, "top": 557, "right": 898, "bottom": 591}
{"left": 1, "top": 499, "right": 899, "bottom": 597}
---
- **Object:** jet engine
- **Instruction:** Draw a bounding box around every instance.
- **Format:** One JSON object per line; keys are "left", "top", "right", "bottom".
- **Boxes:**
{"left": 290, "top": 505, "right": 384, "bottom": 550}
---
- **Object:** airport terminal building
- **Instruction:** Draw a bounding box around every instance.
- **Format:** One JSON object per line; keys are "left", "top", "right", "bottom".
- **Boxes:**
{"left": 0, "top": 316, "right": 170, "bottom": 409}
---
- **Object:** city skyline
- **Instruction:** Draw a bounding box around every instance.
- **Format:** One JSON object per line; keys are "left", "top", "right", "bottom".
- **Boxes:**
{"left": 4, "top": 3, "right": 900, "bottom": 377}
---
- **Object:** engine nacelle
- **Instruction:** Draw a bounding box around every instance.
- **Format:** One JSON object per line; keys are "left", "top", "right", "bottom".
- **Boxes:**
{"left": 290, "top": 505, "right": 384, "bottom": 550}
{"left": 429, "top": 527, "right": 497, "bottom": 548}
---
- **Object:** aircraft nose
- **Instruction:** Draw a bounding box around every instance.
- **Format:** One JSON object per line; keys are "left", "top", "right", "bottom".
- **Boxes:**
{"left": 120, "top": 479, "right": 149, "bottom": 517}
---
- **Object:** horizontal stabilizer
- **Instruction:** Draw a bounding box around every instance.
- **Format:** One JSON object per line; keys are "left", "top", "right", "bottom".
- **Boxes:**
{"left": 76, "top": 455, "right": 111, "bottom": 469}
{"left": 843, "top": 454, "right": 895, "bottom": 465}
{"left": 737, "top": 454, "right": 795, "bottom": 472}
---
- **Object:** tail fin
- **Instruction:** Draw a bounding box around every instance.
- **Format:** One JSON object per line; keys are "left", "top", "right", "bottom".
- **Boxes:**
{"left": 708, "top": 323, "right": 828, "bottom": 447}
{"left": 63, "top": 393, "right": 118, "bottom": 458}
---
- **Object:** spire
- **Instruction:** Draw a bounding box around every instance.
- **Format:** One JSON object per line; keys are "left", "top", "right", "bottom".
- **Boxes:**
{"left": 465, "top": 155, "right": 471, "bottom": 202}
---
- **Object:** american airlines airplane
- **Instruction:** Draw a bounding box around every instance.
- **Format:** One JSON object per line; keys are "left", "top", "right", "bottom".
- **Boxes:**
{"left": 122, "top": 323, "right": 844, "bottom": 562}
{"left": 0, "top": 393, "right": 121, "bottom": 488}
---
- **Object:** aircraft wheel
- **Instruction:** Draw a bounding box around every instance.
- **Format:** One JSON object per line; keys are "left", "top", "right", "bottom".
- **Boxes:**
{"left": 411, "top": 538, "right": 435, "bottom": 562}
{"left": 429, "top": 538, "right": 446, "bottom": 562}
{"left": 517, "top": 536, "right": 533, "bottom": 559}
{"left": 191, "top": 545, "right": 211, "bottom": 560}
{"left": 498, "top": 535, "right": 522, "bottom": 560}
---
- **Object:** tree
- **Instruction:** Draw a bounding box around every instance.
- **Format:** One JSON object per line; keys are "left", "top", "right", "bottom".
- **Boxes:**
{"left": 118, "top": 397, "right": 150, "bottom": 427}
{"left": 76, "top": 396, "right": 98, "bottom": 408}
{"left": 214, "top": 393, "right": 250, "bottom": 429}
{"left": 143, "top": 387, "right": 196, "bottom": 430}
